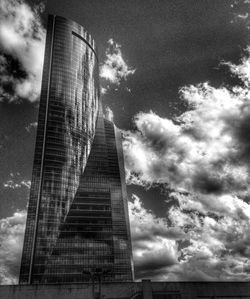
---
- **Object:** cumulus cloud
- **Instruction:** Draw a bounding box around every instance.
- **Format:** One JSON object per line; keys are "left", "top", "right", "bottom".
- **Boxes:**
{"left": 0, "top": 0, "right": 45, "bottom": 102}
{"left": 124, "top": 48, "right": 250, "bottom": 280}
{"left": 124, "top": 49, "right": 250, "bottom": 195}
{"left": 167, "top": 191, "right": 250, "bottom": 280}
{"left": 129, "top": 193, "right": 250, "bottom": 281}
{"left": 100, "top": 38, "right": 135, "bottom": 86}
{"left": 129, "top": 194, "right": 181, "bottom": 280}
{"left": 0, "top": 210, "right": 26, "bottom": 285}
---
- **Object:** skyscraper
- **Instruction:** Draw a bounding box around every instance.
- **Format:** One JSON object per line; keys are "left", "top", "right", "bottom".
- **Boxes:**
{"left": 19, "top": 15, "right": 133, "bottom": 284}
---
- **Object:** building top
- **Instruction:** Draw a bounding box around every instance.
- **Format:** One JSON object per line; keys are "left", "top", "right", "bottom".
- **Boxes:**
{"left": 51, "top": 14, "right": 98, "bottom": 60}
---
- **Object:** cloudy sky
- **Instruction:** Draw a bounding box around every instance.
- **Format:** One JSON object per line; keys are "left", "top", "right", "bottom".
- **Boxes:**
{"left": 1, "top": 0, "right": 250, "bottom": 284}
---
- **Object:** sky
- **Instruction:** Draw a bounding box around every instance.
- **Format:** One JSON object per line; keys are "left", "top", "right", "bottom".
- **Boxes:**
{"left": 0, "top": 0, "right": 250, "bottom": 284}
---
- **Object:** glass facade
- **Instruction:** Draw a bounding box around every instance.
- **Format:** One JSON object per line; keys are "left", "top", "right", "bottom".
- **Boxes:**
{"left": 19, "top": 15, "right": 133, "bottom": 284}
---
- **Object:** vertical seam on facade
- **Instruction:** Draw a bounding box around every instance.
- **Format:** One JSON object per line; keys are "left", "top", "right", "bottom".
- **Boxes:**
{"left": 28, "top": 15, "right": 55, "bottom": 284}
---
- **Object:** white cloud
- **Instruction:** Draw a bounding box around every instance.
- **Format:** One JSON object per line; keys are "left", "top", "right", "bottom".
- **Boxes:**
{"left": 129, "top": 194, "right": 181, "bottom": 280}
{"left": 224, "top": 47, "right": 250, "bottom": 87}
{"left": 237, "top": 13, "right": 249, "bottom": 19}
{"left": 100, "top": 87, "right": 107, "bottom": 95}
{"left": 25, "top": 121, "right": 37, "bottom": 133}
{"left": 20, "top": 180, "right": 31, "bottom": 189}
{"left": 231, "top": 0, "right": 250, "bottom": 28}
{"left": 3, "top": 173, "right": 31, "bottom": 189}
{"left": 129, "top": 193, "right": 250, "bottom": 281}
{"left": 123, "top": 48, "right": 250, "bottom": 280}
{"left": 100, "top": 38, "right": 135, "bottom": 86}
{"left": 0, "top": 210, "right": 26, "bottom": 285}
{"left": 124, "top": 49, "right": 250, "bottom": 197}
{"left": 168, "top": 192, "right": 250, "bottom": 280}
{"left": 104, "top": 106, "right": 114, "bottom": 122}
{"left": 0, "top": 0, "right": 45, "bottom": 102}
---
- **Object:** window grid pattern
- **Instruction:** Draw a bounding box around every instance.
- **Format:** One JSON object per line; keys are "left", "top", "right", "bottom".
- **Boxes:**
{"left": 19, "top": 15, "right": 133, "bottom": 284}
{"left": 19, "top": 15, "right": 99, "bottom": 284}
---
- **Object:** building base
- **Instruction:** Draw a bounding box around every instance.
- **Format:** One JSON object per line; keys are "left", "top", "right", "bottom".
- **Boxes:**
{"left": 1, "top": 280, "right": 250, "bottom": 299}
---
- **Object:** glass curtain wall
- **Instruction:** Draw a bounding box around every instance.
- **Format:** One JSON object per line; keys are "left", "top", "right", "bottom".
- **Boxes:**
{"left": 19, "top": 15, "right": 133, "bottom": 284}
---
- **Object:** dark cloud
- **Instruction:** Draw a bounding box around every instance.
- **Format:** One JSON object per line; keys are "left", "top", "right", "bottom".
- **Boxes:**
{"left": 232, "top": 113, "right": 250, "bottom": 163}
{"left": 192, "top": 172, "right": 224, "bottom": 194}
{"left": 135, "top": 253, "right": 176, "bottom": 280}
